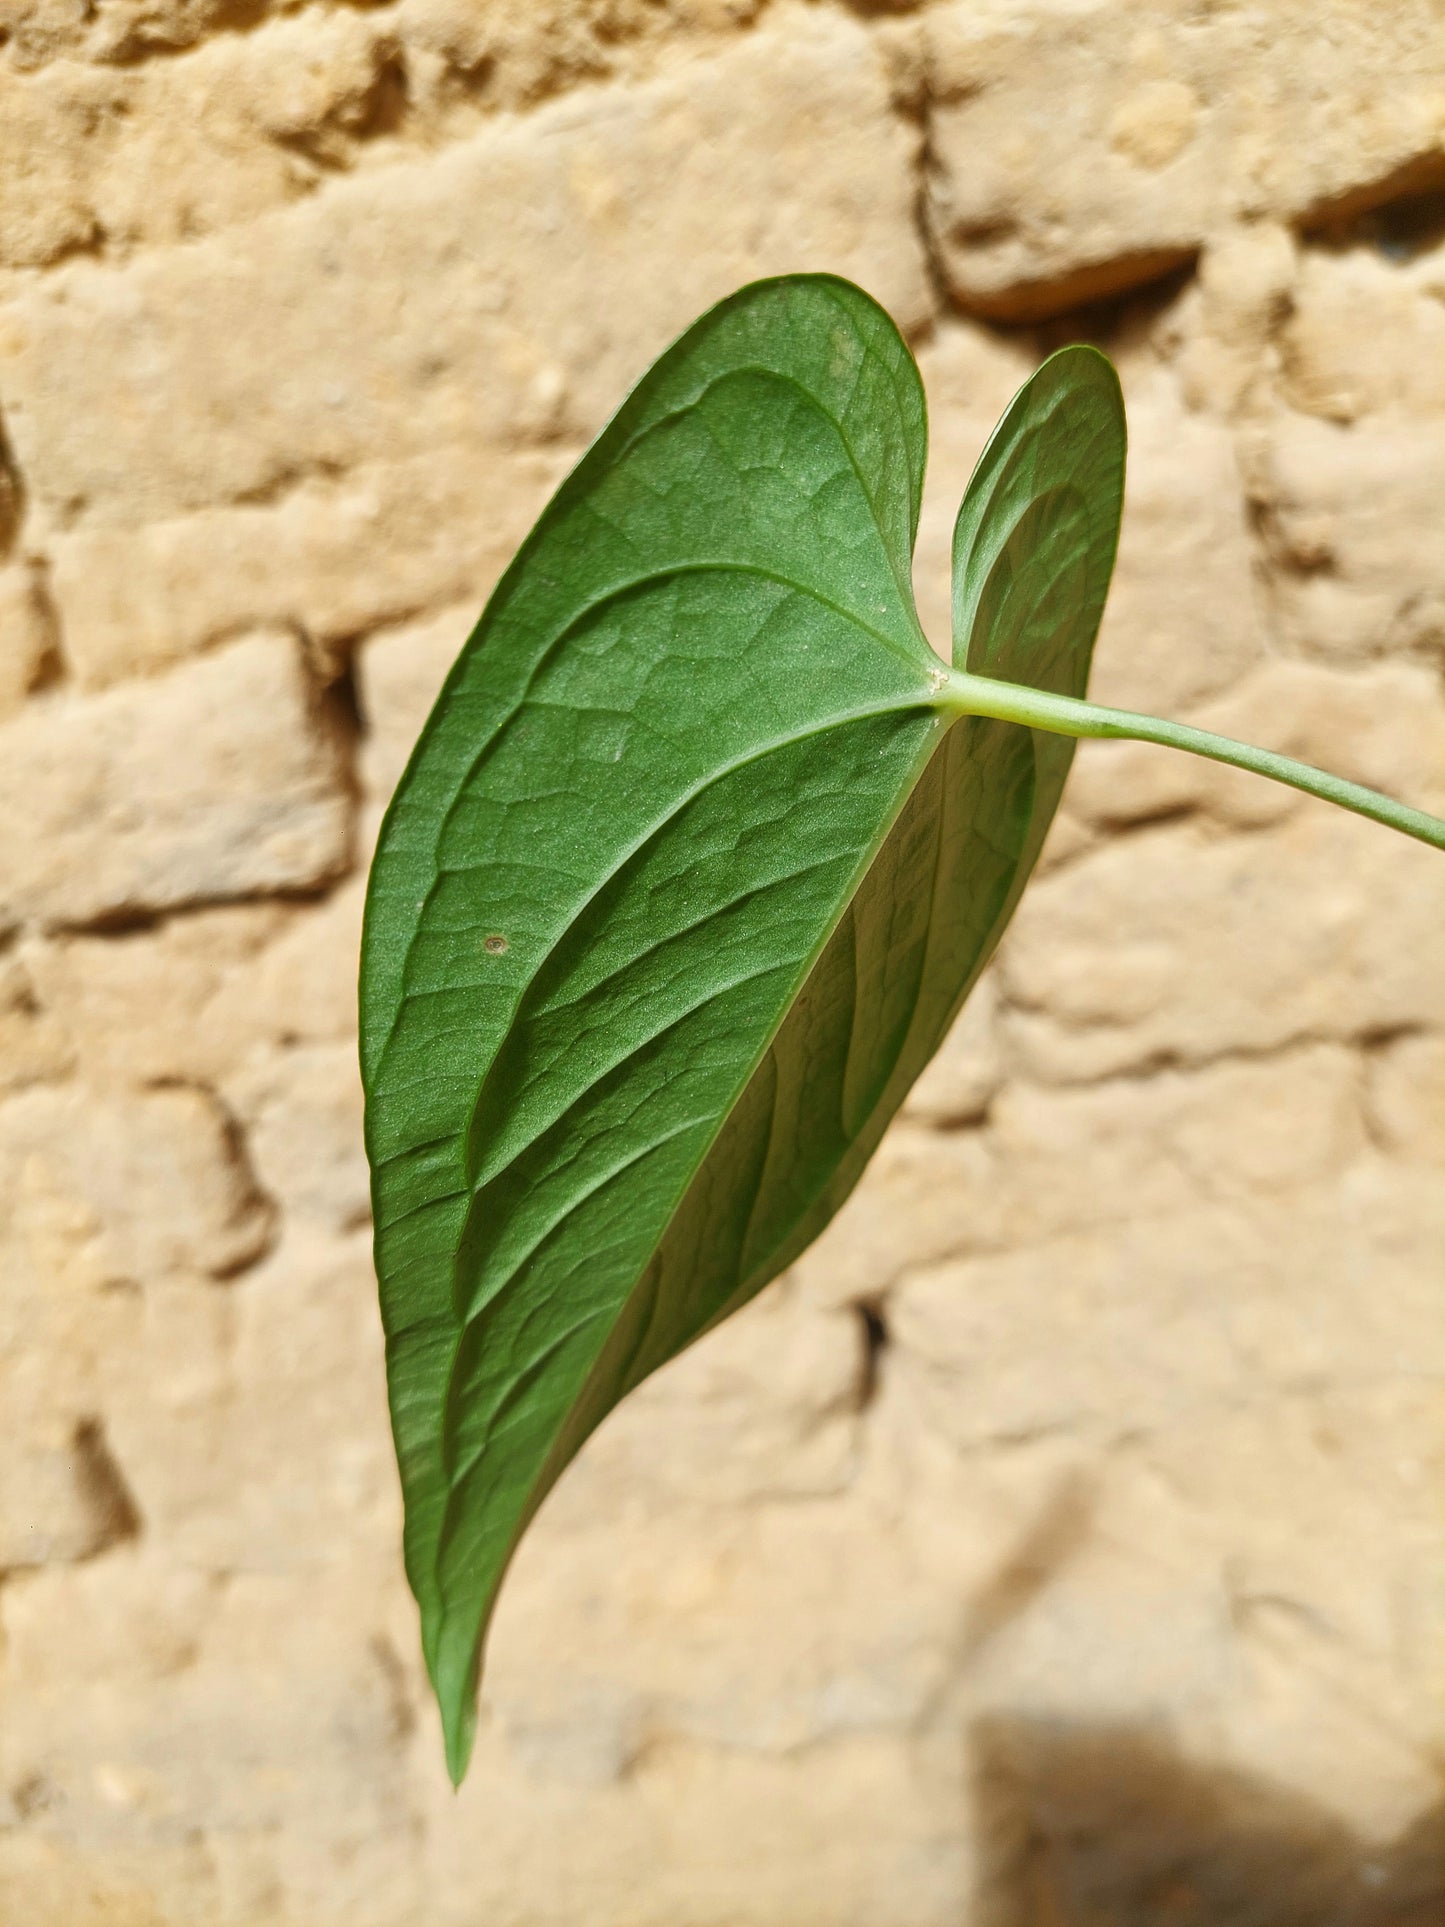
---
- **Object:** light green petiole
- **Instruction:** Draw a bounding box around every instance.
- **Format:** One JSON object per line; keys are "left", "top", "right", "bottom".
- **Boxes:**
{"left": 939, "top": 669, "right": 1445, "bottom": 854}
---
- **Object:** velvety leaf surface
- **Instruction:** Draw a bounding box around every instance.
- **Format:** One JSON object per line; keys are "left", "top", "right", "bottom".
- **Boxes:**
{"left": 359, "top": 275, "right": 1125, "bottom": 1781}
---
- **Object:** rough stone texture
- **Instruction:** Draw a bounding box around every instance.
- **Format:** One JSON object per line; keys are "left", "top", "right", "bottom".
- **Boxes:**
{"left": 0, "top": 629, "right": 353, "bottom": 929}
{"left": 0, "top": 3, "right": 1442, "bottom": 1924}
{"left": 0, "top": 11, "right": 926, "bottom": 531}
{"left": 49, "top": 448, "right": 577, "bottom": 691}
{"left": 921, "top": 0, "right": 1445, "bottom": 321}
{"left": 0, "top": 563, "right": 56, "bottom": 714}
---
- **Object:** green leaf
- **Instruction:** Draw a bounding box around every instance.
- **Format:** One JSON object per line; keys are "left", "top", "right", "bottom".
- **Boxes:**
{"left": 359, "top": 274, "right": 1125, "bottom": 1783}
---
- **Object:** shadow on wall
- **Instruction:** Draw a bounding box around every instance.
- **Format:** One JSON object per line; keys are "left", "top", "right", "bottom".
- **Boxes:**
{"left": 970, "top": 1719, "right": 1444, "bottom": 1927}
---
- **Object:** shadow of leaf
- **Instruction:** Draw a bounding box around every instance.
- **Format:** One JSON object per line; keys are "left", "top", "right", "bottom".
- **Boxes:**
{"left": 971, "top": 1717, "right": 1443, "bottom": 1927}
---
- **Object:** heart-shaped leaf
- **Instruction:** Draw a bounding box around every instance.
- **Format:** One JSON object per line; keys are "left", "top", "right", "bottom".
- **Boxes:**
{"left": 360, "top": 274, "right": 1124, "bottom": 1781}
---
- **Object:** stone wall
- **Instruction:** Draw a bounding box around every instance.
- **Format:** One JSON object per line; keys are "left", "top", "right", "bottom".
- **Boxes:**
{"left": 1, "top": 2, "right": 1443, "bottom": 1921}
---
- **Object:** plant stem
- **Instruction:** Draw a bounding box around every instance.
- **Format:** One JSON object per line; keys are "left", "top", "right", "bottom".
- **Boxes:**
{"left": 939, "top": 670, "right": 1445, "bottom": 853}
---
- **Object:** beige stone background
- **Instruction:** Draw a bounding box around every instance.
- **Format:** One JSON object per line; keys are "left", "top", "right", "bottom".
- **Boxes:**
{"left": 1, "top": 0, "right": 1444, "bottom": 1921}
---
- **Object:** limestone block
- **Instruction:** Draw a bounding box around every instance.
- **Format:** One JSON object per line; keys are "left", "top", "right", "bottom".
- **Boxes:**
{"left": 889, "top": 1159, "right": 1445, "bottom": 1453}
{"left": 0, "top": 2, "right": 768, "bottom": 277}
{"left": 992, "top": 1040, "right": 1363, "bottom": 1222}
{"left": 0, "top": 1552, "right": 218, "bottom": 1796}
{"left": 0, "top": 0, "right": 756, "bottom": 91}
{"left": 99, "top": 1233, "right": 395, "bottom": 1573}
{"left": 396, "top": 0, "right": 768, "bottom": 115}
{"left": 1245, "top": 409, "right": 1445, "bottom": 660}
{"left": 239, "top": 874, "right": 366, "bottom": 1050}
{"left": 83, "top": 0, "right": 278, "bottom": 63}
{"left": 0, "top": 1082, "right": 273, "bottom": 1284}
{"left": 40, "top": 881, "right": 365, "bottom": 1098}
{"left": 357, "top": 601, "right": 474, "bottom": 805}
{"left": 1146, "top": 1380, "right": 1445, "bottom": 1750}
{"left": 51, "top": 447, "right": 573, "bottom": 689}
{"left": 800, "top": 1055, "right": 1267, "bottom": 1309}
{"left": 791, "top": 1084, "right": 1171, "bottom": 1310}
{"left": 26, "top": 904, "right": 285, "bottom": 1089}
{"left": 487, "top": 1491, "right": 953, "bottom": 1773}
{"left": 0, "top": 1549, "right": 424, "bottom": 1926}
{"left": 544, "top": 1279, "right": 865, "bottom": 1513}
{"left": 0, "top": 1836, "right": 219, "bottom": 1927}
{"left": 797, "top": 1039, "right": 1364, "bottom": 1320}
{"left": 0, "top": 1093, "right": 154, "bottom": 1573}
{"left": 230, "top": 1042, "right": 370, "bottom": 1236}
{"left": 39, "top": 885, "right": 367, "bottom": 1095}
{"left": 1169, "top": 220, "right": 1300, "bottom": 417}
{"left": 1089, "top": 360, "right": 1267, "bottom": 712}
{"left": 997, "top": 808, "right": 1445, "bottom": 1084}
{"left": 1215, "top": 662, "right": 1445, "bottom": 821}
{"left": 38, "top": 16, "right": 407, "bottom": 263}
{"left": 1280, "top": 238, "right": 1445, "bottom": 425}
{"left": 1062, "top": 732, "right": 1276, "bottom": 842}
{"left": 0, "top": 15, "right": 418, "bottom": 271}
{"left": 480, "top": 1389, "right": 1075, "bottom": 1817}
{"left": 955, "top": 1380, "right": 1445, "bottom": 1836}
{"left": 429, "top": 1724, "right": 967, "bottom": 1927}
{"left": 212, "top": 12, "right": 408, "bottom": 172}
{"left": 0, "top": 631, "right": 352, "bottom": 930}
{"left": 1249, "top": 230, "right": 1445, "bottom": 671}
{"left": 441, "top": 1336, "right": 1074, "bottom": 1857}
{"left": 0, "top": 0, "right": 93, "bottom": 71}
{"left": 0, "top": 59, "right": 106, "bottom": 267}
{"left": 0, "top": 12, "right": 929, "bottom": 529}
{"left": 922, "top": 0, "right": 1445, "bottom": 319}
{"left": 0, "top": 1101, "right": 127, "bottom": 1358}
{"left": 0, "top": 0, "right": 759, "bottom": 87}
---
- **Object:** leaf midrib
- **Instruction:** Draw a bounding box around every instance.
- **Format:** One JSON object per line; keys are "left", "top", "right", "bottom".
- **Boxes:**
{"left": 434, "top": 699, "right": 944, "bottom": 1335}
{"left": 425, "top": 698, "right": 948, "bottom": 1599}
{"left": 431, "top": 702, "right": 950, "bottom": 1664}
{"left": 456, "top": 958, "right": 803, "bottom": 1328}
{"left": 464, "top": 868, "right": 842, "bottom": 1204}
{"left": 371, "top": 567, "right": 935, "bottom": 1101}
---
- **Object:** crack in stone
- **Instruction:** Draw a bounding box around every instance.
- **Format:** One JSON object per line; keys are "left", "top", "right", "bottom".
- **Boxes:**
{"left": 851, "top": 1296, "right": 891, "bottom": 1413}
